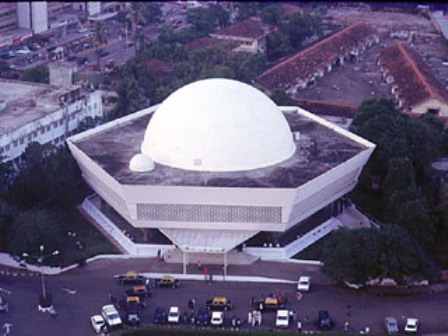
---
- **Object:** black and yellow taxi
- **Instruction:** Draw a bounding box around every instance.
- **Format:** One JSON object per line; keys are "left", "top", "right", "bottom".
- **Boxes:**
{"left": 154, "top": 275, "right": 180, "bottom": 288}
{"left": 205, "top": 296, "right": 233, "bottom": 311}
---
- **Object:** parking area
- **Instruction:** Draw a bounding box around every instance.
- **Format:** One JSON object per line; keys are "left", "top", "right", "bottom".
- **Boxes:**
{"left": 2, "top": 257, "right": 448, "bottom": 335}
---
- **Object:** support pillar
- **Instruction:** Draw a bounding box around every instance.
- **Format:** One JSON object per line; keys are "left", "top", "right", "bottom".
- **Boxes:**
{"left": 223, "top": 252, "right": 227, "bottom": 278}
{"left": 183, "top": 250, "right": 187, "bottom": 275}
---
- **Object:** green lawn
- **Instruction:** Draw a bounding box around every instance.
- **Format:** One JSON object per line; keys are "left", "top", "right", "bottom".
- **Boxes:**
{"left": 57, "top": 208, "right": 119, "bottom": 267}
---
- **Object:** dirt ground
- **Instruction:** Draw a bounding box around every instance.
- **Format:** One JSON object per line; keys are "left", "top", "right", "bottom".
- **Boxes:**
{"left": 294, "top": 6, "right": 448, "bottom": 106}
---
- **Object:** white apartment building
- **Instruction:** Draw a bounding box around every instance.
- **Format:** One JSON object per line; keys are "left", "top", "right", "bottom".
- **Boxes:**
{"left": 0, "top": 79, "right": 103, "bottom": 162}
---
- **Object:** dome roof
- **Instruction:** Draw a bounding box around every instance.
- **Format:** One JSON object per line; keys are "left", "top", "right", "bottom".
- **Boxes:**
{"left": 129, "top": 153, "right": 154, "bottom": 172}
{"left": 141, "top": 78, "right": 295, "bottom": 172}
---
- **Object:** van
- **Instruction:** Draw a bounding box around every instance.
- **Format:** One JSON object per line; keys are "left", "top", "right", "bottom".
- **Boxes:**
{"left": 102, "top": 304, "right": 122, "bottom": 330}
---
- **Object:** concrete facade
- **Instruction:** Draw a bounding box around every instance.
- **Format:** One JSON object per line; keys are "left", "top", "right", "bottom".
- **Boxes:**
{"left": 0, "top": 79, "right": 103, "bottom": 161}
{"left": 67, "top": 81, "right": 375, "bottom": 261}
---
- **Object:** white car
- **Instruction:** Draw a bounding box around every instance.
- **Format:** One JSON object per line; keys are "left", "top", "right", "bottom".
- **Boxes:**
{"left": 297, "top": 276, "right": 311, "bottom": 291}
{"left": 404, "top": 318, "right": 419, "bottom": 333}
{"left": 168, "top": 306, "right": 180, "bottom": 323}
{"left": 210, "top": 311, "right": 224, "bottom": 326}
{"left": 275, "top": 309, "right": 290, "bottom": 328}
{"left": 101, "top": 304, "right": 122, "bottom": 330}
{"left": 90, "top": 314, "right": 106, "bottom": 333}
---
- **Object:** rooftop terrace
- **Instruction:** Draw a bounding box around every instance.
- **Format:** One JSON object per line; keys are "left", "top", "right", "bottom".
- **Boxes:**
{"left": 0, "top": 79, "right": 81, "bottom": 134}
{"left": 73, "top": 107, "right": 367, "bottom": 189}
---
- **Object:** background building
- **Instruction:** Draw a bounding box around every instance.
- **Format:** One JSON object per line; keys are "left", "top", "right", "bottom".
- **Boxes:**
{"left": 68, "top": 79, "right": 375, "bottom": 272}
{"left": 0, "top": 78, "right": 103, "bottom": 162}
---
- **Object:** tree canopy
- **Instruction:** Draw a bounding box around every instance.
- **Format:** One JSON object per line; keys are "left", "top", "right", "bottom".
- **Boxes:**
{"left": 20, "top": 65, "right": 49, "bottom": 83}
{"left": 349, "top": 98, "right": 443, "bottom": 248}
{"left": 321, "top": 227, "right": 437, "bottom": 285}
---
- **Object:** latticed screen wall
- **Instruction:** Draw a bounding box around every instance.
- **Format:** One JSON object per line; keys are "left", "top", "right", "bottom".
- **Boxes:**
{"left": 136, "top": 203, "right": 282, "bottom": 223}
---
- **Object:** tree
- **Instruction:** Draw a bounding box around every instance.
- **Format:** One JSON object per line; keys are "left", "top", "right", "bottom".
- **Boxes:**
{"left": 0, "top": 156, "right": 13, "bottom": 198}
{"left": 0, "top": 60, "right": 10, "bottom": 77}
{"left": 209, "top": 3, "right": 230, "bottom": 28}
{"left": 377, "top": 224, "right": 437, "bottom": 284}
{"left": 321, "top": 227, "right": 437, "bottom": 285}
{"left": 20, "top": 65, "right": 49, "bottom": 83}
{"left": 235, "top": 2, "right": 265, "bottom": 21}
{"left": 139, "top": 2, "right": 162, "bottom": 24}
{"left": 321, "top": 228, "right": 380, "bottom": 284}
{"left": 8, "top": 208, "right": 64, "bottom": 263}
{"left": 280, "top": 12, "right": 322, "bottom": 49}
{"left": 112, "top": 78, "right": 147, "bottom": 118}
{"left": 0, "top": 200, "right": 17, "bottom": 252}
{"left": 93, "top": 20, "right": 106, "bottom": 69}
{"left": 271, "top": 89, "right": 295, "bottom": 106}
{"left": 187, "top": 7, "right": 217, "bottom": 34}
{"left": 386, "top": 187, "right": 435, "bottom": 247}
{"left": 382, "top": 157, "right": 416, "bottom": 196}
{"left": 6, "top": 142, "right": 84, "bottom": 211}
{"left": 260, "top": 5, "right": 283, "bottom": 25}
{"left": 266, "top": 31, "right": 293, "bottom": 61}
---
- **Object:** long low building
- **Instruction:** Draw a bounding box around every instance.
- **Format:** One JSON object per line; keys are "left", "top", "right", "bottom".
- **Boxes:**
{"left": 378, "top": 42, "right": 448, "bottom": 118}
{"left": 68, "top": 78, "right": 375, "bottom": 271}
{"left": 255, "top": 22, "right": 379, "bottom": 94}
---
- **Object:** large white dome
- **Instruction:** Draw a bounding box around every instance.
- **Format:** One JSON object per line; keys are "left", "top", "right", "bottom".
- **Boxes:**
{"left": 141, "top": 78, "right": 295, "bottom": 172}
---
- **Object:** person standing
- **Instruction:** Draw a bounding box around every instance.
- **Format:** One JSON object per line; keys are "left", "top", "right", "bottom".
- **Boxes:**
{"left": 297, "top": 321, "right": 302, "bottom": 333}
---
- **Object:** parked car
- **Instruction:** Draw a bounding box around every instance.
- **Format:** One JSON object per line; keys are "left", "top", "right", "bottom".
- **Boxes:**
{"left": 117, "top": 272, "right": 148, "bottom": 285}
{"left": 125, "top": 285, "right": 152, "bottom": 299}
{"left": 153, "top": 275, "right": 180, "bottom": 288}
{"left": 153, "top": 307, "right": 167, "bottom": 324}
{"left": 205, "top": 296, "right": 233, "bottom": 311}
{"left": 90, "top": 314, "right": 107, "bottom": 334}
{"left": 101, "top": 304, "right": 122, "bottom": 331}
{"left": 385, "top": 316, "right": 399, "bottom": 334}
{"left": 0, "top": 50, "right": 15, "bottom": 59}
{"left": 318, "top": 310, "right": 332, "bottom": 330}
{"left": 126, "top": 308, "right": 140, "bottom": 326}
{"left": 210, "top": 311, "right": 224, "bottom": 326}
{"left": 168, "top": 306, "right": 180, "bottom": 323}
{"left": 196, "top": 308, "right": 209, "bottom": 326}
{"left": 254, "top": 297, "right": 284, "bottom": 311}
{"left": 297, "top": 276, "right": 311, "bottom": 291}
{"left": 404, "top": 318, "right": 419, "bottom": 333}
{"left": 98, "top": 49, "right": 109, "bottom": 57}
{"left": 275, "top": 309, "right": 289, "bottom": 328}
{"left": 125, "top": 295, "right": 145, "bottom": 309}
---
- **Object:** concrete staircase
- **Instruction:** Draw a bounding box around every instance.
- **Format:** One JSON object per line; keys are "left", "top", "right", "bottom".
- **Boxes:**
{"left": 77, "top": 205, "right": 128, "bottom": 254}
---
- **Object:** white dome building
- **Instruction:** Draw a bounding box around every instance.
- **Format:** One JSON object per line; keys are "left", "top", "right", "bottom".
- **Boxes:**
{"left": 141, "top": 79, "right": 295, "bottom": 172}
{"left": 67, "top": 78, "right": 375, "bottom": 272}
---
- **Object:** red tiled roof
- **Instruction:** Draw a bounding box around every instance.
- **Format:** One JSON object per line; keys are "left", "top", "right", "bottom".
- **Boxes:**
{"left": 211, "top": 16, "right": 273, "bottom": 40}
{"left": 294, "top": 98, "right": 358, "bottom": 118}
{"left": 255, "top": 23, "right": 377, "bottom": 91}
{"left": 186, "top": 36, "right": 240, "bottom": 50}
{"left": 378, "top": 42, "right": 448, "bottom": 107}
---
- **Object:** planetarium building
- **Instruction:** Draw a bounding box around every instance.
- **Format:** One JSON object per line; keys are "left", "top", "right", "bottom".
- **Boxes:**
{"left": 67, "top": 78, "right": 375, "bottom": 270}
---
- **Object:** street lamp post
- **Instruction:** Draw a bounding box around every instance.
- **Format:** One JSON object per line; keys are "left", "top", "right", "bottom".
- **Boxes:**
{"left": 22, "top": 245, "right": 59, "bottom": 310}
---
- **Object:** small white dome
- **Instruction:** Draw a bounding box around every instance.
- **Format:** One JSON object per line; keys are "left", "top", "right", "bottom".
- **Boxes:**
{"left": 141, "top": 78, "right": 295, "bottom": 172}
{"left": 129, "top": 153, "right": 154, "bottom": 172}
